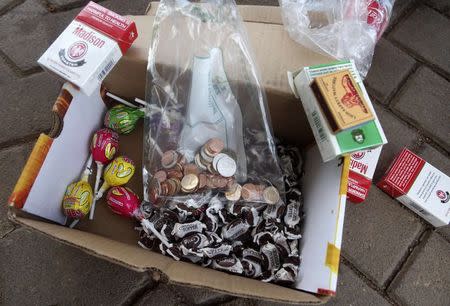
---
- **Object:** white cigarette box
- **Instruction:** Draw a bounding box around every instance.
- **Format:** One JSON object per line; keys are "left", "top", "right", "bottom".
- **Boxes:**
{"left": 38, "top": 1, "right": 137, "bottom": 96}
{"left": 378, "top": 148, "right": 450, "bottom": 227}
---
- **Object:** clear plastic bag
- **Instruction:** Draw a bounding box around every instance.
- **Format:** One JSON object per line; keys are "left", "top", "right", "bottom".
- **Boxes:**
{"left": 143, "top": 0, "right": 284, "bottom": 207}
{"left": 279, "top": 0, "right": 394, "bottom": 77}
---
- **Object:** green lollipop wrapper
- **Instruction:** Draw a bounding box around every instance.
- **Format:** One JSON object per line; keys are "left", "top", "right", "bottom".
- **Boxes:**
{"left": 104, "top": 105, "right": 145, "bottom": 134}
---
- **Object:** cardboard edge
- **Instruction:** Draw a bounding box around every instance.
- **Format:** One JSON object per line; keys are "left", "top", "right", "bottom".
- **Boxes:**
{"left": 9, "top": 211, "right": 328, "bottom": 304}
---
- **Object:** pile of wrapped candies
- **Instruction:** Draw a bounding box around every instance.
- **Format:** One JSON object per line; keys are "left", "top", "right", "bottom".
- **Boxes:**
{"left": 62, "top": 100, "right": 145, "bottom": 227}
{"left": 148, "top": 138, "right": 281, "bottom": 207}
{"left": 137, "top": 142, "right": 304, "bottom": 286}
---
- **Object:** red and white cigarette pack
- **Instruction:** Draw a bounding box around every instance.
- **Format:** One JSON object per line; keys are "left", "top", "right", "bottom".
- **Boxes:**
{"left": 38, "top": 1, "right": 137, "bottom": 96}
{"left": 347, "top": 146, "right": 382, "bottom": 203}
{"left": 378, "top": 148, "right": 450, "bottom": 227}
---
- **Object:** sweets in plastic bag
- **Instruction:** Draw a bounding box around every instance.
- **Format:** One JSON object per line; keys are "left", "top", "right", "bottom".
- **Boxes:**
{"left": 143, "top": 0, "right": 285, "bottom": 208}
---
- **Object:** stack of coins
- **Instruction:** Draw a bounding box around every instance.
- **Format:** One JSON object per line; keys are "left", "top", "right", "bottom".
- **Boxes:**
{"left": 150, "top": 138, "right": 281, "bottom": 206}
{"left": 241, "top": 183, "right": 280, "bottom": 204}
{"left": 195, "top": 138, "right": 237, "bottom": 178}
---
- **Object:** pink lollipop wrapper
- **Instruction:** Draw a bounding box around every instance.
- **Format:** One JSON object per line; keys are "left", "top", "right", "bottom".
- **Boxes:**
{"left": 91, "top": 128, "right": 119, "bottom": 165}
{"left": 106, "top": 186, "right": 141, "bottom": 219}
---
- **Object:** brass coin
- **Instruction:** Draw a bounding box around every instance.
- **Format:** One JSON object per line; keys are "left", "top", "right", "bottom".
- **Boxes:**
{"left": 225, "top": 183, "right": 242, "bottom": 201}
{"left": 263, "top": 186, "right": 280, "bottom": 205}
{"left": 181, "top": 174, "right": 199, "bottom": 192}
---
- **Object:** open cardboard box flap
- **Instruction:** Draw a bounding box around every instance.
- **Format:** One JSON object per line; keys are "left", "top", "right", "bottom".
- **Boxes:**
{"left": 10, "top": 5, "right": 348, "bottom": 304}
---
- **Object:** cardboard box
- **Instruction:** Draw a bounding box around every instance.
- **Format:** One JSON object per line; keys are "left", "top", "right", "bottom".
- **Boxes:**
{"left": 288, "top": 61, "right": 388, "bottom": 162}
{"left": 378, "top": 148, "right": 450, "bottom": 227}
{"left": 8, "top": 5, "right": 349, "bottom": 304}
{"left": 38, "top": 2, "right": 138, "bottom": 96}
{"left": 347, "top": 146, "right": 382, "bottom": 204}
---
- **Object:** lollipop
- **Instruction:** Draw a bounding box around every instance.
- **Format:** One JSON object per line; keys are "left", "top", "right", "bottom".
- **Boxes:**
{"left": 106, "top": 186, "right": 142, "bottom": 219}
{"left": 104, "top": 104, "right": 144, "bottom": 134}
{"left": 62, "top": 155, "right": 94, "bottom": 228}
{"left": 90, "top": 156, "right": 136, "bottom": 219}
{"left": 89, "top": 128, "right": 119, "bottom": 219}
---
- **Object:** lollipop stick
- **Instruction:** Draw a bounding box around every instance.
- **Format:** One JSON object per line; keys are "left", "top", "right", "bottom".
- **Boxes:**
{"left": 134, "top": 98, "right": 148, "bottom": 107}
{"left": 89, "top": 163, "right": 104, "bottom": 220}
{"left": 69, "top": 219, "right": 79, "bottom": 228}
{"left": 81, "top": 154, "right": 93, "bottom": 181}
{"left": 106, "top": 92, "right": 137, "bottom": 108}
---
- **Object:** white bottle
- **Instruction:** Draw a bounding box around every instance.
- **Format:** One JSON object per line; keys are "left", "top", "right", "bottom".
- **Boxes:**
{"left": 179, "top": 48, "right": 247, "bottom": 182}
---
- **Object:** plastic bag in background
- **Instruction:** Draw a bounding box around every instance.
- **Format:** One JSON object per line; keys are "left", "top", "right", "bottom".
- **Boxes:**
{"left": 143, "top": 0, "right": 285, "bottom": 207}
{"left": 279, "top": 0, "right": 394, "bottom": 77}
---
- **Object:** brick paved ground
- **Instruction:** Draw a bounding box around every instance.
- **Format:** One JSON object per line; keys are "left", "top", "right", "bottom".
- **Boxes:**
{"left": 0, "top": 0, "right": 449, "bottom": 305}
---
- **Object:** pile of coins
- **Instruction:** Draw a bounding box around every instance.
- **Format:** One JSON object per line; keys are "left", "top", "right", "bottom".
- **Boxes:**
{"left": 138, "top": 143, "right": 304, "bottom": 287}
{"left": 149, "top": 138, "right": 281, "bottom": 206}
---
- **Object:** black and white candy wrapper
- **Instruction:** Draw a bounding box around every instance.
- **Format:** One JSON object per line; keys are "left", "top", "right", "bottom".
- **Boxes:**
{"left": 137, "top": 143, "right": 304, "bottom": 287}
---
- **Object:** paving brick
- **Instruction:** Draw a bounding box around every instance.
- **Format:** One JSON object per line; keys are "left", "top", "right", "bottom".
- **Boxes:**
{"left": 326, "top": 263, "right": 390, "bottom": 306}
{"left": 389, "top": 6, "right": 450, "bottom": 74}
{"left": 0, "top": 0, "right": 23, "bottom": 15}
{"left": 372, "top": 104, "right": 421, "bottom": 182}
{"left": 388, "top": 0, "right": 417, "bottom": 27}
{"left": 428, "top": 0, "right": 450, "bottom": 15}
{"left": 437, "top": 226, "right": 450, "bottom": 242}
{"left": 365, "top": 38, "right": 415, "bottom": 103}
{"left": 96, "top": 0, "right": 150, "bottom": 15}
{"left": 0, "top": 68, "right": 61, "bottom": 143}
{"left": 0, "top": 142, "right": 33, "bottom": 237}
{"left": 0, "top": 228, "right": 150, "bottom": 305}
{"left": 136, "top": 284, "right": 185, "bottom": 306}
{"left": 176, "top": 285, "right": 232, "bottom": 305}
{"left": 392, "top": 66, "right": 450, "bottom": 149}
{"left": 342, "top": 187, "right": 424, "bottom": 287}
{"left": 388, "top": 232, "right": 450, "bottom": 306}
{"left": 416, "top": 143, "right": 450, "bottom": 176}
{"left": 0, "top": 1, "right": 79, "bottom": 72}
{"left": 45, "top": 0, "right": 92, "bottom": 11}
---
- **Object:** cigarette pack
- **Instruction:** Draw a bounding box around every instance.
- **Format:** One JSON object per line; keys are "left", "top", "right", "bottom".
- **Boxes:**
{"left": 38, "top": 1, "right": 137, "bottom": 96}
{"left": 378, "top": 148, "right": 450, "bottom": 227}
{"left": 347, "top": 146, "right": 382, "bottom": 204}
{"left": 288, "top": 60, "right": 387, "bottom": 162}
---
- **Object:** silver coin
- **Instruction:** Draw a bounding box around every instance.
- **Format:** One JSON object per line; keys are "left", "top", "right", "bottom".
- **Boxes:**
{"left": 212, "top": 153, "right": 229, "bottom": 171}
{"left": 216, "top": 155, "right": 237, "bottom": 177}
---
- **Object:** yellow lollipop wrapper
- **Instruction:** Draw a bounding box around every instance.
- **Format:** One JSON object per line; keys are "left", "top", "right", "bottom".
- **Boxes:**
{"left": 62, "top": 180, "right": 93, "bottom": 220}
{"left": 96, "top": 156, "right": 135, "bottom": 200}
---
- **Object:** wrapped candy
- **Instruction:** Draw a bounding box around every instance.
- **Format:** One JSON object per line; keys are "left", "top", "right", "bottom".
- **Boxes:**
{"left": 104, "top": 104, "right": 144, "bottom": 134}
{"left": 63, "top": 155, "right": 94, "bottom": 228}
{"left": 106, "top": 186, "right": 142, "bottom": 219}
{"left": 89, "top": 128, "right": 119, "bottom": 219}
